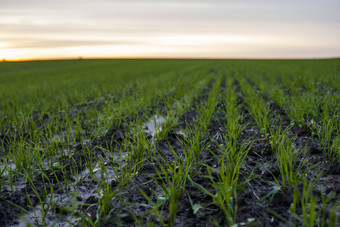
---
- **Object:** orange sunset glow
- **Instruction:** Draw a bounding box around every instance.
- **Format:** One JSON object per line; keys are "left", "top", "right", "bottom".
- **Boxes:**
{"left": 1, "top": 0, "right": 340, "bottom": 60}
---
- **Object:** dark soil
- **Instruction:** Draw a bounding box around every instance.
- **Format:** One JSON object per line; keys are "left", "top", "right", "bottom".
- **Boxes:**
{"left": 1, "top": 77, "right": 339, "bottom": 227}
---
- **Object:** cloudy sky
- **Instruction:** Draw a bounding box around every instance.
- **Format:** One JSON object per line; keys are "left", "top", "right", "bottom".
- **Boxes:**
{"left": 1, "top": 0, "right": 339, "bottom": 60}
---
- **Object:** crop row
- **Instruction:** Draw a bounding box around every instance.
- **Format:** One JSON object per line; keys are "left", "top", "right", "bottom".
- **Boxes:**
{"left": 0, "top": 59, "right": 339, "bottom": 226}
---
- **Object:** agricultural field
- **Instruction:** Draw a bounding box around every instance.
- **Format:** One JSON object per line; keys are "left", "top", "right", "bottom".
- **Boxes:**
{"left": 0, "top": 59, "right": 339, "bottom": 226}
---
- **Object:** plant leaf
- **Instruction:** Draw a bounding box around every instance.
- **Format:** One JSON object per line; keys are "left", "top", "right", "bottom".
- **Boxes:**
{"left": 192, "top": 204, "right": 203, "bottom": 215}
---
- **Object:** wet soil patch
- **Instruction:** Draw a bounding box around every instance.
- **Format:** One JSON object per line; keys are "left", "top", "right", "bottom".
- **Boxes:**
{"left": 76, "top": 77, "right": 223, "bottom": 226}
{"left": 0, "top": 78, "right": 217, "bottom": 226}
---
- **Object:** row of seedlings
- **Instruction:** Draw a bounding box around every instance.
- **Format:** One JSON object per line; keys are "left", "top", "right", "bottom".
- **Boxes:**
{"left": 238, "top": 74, "right": 339, "bottom": 226}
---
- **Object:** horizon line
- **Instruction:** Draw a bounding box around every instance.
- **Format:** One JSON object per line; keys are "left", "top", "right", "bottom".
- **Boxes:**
{"left": 2, "top": 56, "right": 340, "bottom": 62}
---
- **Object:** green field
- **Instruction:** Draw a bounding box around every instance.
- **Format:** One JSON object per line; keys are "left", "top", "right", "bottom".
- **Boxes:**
{"left": 0, "top": 59, "right": 339, "bottom": 226}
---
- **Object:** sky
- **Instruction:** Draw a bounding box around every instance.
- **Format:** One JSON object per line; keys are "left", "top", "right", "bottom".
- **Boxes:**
{"left": 0, "top": 0, "right": 340, "bottom": 60}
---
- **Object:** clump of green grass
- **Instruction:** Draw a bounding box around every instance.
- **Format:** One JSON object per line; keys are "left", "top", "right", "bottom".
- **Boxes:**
{"left": 269, "top": 127, "right": 316, "bottom": 189}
